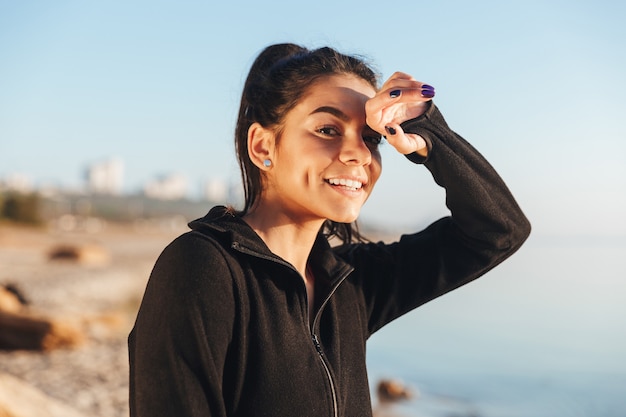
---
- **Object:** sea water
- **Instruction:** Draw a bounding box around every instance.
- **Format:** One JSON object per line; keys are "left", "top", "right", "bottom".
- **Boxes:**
{"left": 366, "top": 235, "right": 626, "bottom": 417}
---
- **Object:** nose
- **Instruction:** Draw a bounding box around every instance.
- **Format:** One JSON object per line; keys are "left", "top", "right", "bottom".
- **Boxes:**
{"left": 338, "top": 134, "right": 372, "bottom": 166}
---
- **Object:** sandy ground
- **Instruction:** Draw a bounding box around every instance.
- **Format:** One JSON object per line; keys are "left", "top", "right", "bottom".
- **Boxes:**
{"left": 0, "top": 220, "right": 410, "bottom": 417}
{"left": 0, "top": 220, "right": 181, "bottom": 417}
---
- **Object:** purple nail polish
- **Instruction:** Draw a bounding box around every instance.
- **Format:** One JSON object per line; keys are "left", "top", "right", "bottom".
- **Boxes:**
{"left": 422, "top": 84, "right": 434, "bottom": 90}
{"left": 389, "top": 89, "right": 402, "bottom": 98}
{"left": 385, "top": 126, "right": 397, "bottom": 135}
{"left": 421, "top": 89, "right": 435, "bottom": 98}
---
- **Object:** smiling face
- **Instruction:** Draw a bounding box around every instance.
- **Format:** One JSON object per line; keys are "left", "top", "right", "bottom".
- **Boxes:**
{"left": 262, "top": 73, "right": 382, "bottom": 225}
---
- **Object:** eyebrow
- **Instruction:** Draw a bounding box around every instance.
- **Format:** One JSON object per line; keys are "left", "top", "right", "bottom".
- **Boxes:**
{"left": 310, "top": 105, "right": 380, "bottom": 136}
{"left": 309, "top": 106, "right": 350, "bottom": 122}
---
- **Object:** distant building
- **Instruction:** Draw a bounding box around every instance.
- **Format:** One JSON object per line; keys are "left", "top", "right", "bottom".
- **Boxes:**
{"left": 0, "top": 173, "right": 32, "bottom": 193}
{"left": 144, "top": 173, "right": 188, "bottom": 200}
{"left": 86, "top": 158, "right": 124, "bottom": 195}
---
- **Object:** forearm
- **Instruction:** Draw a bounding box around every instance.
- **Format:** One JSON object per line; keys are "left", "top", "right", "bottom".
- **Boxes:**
{"left": 402, "top": 102, "right": 531, "bottom": 254}
{"left": 353, "top": 103, "right": 531, "bottom": 334}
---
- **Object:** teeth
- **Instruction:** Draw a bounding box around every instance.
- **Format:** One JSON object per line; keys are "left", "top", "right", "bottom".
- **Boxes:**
{"left": 327, "top": 178, "right": 363, "bottom": 189}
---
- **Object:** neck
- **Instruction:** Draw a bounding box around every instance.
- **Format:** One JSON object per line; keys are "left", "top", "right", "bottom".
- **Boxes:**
{"left": 242, "top": 207, "right": 324, "bottom": 276}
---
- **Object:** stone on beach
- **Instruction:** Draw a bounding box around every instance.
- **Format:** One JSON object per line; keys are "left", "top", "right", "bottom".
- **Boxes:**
{"left": 48, "top": 243, "right": 111, "bottom": 266}
{"left": 376, "top": 378, "right": 416, "bottom": 403}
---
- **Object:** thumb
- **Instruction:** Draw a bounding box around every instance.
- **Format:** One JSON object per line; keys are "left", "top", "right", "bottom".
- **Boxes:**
{"left": 384, "top": 124, "right": 427, "bottom": 155}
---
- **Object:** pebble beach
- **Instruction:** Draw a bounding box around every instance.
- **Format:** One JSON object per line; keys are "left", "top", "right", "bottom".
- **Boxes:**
{"left": 0, "top": 221, "right": 179, "bottom": 417}
{"left": 0, "top": 221, "right": 411, "bottom": 417}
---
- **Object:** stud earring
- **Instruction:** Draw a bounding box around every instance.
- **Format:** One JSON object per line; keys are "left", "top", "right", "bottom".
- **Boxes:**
{"left": 263, "top": 159, "right": 272, "bottom": 167}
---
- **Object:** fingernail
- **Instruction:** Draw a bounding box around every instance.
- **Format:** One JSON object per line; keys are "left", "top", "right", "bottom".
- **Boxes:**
{"left": 389, "top": 89, "right": 402, "bottom": 98}
{"left": 385, "top": 126, "right": 396, "bottom": 135}
{"left": 421, "top": 84, "right": 435, "bottom": 98}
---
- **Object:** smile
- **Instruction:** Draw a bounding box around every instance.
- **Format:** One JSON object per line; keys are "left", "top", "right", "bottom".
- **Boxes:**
{"left": 326, "top": 178, "right": 363, "bottom": 191}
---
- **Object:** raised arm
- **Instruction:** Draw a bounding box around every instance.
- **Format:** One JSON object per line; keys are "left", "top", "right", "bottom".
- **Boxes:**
{"left": 341, "top": 74, "right": 531, "bottom": 334}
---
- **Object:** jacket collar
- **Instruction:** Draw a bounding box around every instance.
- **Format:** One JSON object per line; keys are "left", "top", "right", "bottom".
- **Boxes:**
{"left": 188, "top": 206, "right": 354, "bottom": 285}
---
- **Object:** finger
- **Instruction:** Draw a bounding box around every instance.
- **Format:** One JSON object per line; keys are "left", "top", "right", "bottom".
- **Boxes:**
{"left": 376, "top": 81, "right": 435, "bottom": 108}
{"left": 407, "top": 133, "right": 428, "bottom": 155}
{"left": 383, "top": 123, "right": 413, "bottom": 154}
{"left": 385, "top": 83, "right": 435, "bottom": 101}
{"left": 366, "top": 84, "right": 434, "bottom": 122}
{"left": 367, "top": 81, "right": 423, "bottom": 113}
{"left": 388, "top": 71, "right": 416, "bottom": 80}
{"left": 365, "top": 82, "right": 436, "bottom": 133}
{"left": 384, "top": 123, "right": 401, "bottom": 138}
{"left": 382, "top": 80, "right": 423, "bottom": 96}
{"left": 384, "top": 123, "right": 428, "bottom": 155}
{"left": 380, "top": 72, "right": 417, "bottom": 90}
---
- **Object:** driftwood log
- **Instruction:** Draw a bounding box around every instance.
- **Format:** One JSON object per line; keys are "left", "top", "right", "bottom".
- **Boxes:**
{"left": 0, "top": 286, "right": 83, "bottom": 351}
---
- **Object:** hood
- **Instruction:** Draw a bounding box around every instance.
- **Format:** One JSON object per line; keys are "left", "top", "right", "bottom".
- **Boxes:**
{"left": 188, "top": 206, "right": 353, "bottom": 285}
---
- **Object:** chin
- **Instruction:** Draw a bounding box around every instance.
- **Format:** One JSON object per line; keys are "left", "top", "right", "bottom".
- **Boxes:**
{"left": 327, "top": 210, "right": 361, "bottom": 224}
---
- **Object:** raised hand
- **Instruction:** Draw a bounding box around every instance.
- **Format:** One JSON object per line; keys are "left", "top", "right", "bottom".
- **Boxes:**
{"left": 365, "top": 72, "right": 435, "bottom": 156}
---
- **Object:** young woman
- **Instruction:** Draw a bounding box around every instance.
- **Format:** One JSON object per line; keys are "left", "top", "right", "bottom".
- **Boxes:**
{"left": 129, "top": 43, "right": 531, "bottom": 417}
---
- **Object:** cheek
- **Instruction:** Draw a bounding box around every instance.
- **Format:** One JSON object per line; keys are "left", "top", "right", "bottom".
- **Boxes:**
{"left": 368, "top": 153, "right": 383, "bottom": 190}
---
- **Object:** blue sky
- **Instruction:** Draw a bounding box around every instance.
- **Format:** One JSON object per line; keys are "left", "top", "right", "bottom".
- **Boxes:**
{"left": 1, "top": 0, "right": 625, "bottom": 237}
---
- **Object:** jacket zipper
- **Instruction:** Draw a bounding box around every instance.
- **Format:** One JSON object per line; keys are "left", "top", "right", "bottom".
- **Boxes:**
{"left": 311, "top": 333, "right": 337, "bottom": 417}
{"left": 310, "top": 268, "right": 352, "bottom": 417}
{"left": 232, "top": 241, "right": 353, "bottom": 417}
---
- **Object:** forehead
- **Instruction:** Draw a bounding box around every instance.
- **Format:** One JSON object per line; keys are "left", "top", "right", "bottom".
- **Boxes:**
{"left": 297, "top": 74, "right": 376, "bottom": 113}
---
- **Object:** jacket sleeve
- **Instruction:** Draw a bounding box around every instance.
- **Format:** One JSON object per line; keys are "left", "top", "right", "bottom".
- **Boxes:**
{"left": 341, "top": 102, "right": 531, "bottom": 335}
{"left": 129, "top": 232, "right": 237, "bottom": 417}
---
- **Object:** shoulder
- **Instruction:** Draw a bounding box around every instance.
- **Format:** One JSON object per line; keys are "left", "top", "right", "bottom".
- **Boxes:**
{"left": 133, "top": 229, "right": 242, "bottom": 355}
{"left": 148, "top": 229, "right": 239, "bottom": 303}
{"left": 158, "top": 230, "right": 231, "bottom": 269}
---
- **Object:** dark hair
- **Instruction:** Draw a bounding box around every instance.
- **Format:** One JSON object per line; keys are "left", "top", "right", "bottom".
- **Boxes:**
{"left": 233, "top": 43, "right": 379, "bottom": 243}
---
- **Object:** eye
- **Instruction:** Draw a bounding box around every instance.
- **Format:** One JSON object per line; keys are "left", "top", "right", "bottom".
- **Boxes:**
{"left": 363, "top": 134, "right": 384, "bottom": 147}
{"left": 316, "top": 126, "right": 340, "bottom": 137}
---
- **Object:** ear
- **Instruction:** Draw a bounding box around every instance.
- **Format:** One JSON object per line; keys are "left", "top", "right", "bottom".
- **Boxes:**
{"left": 247, "top": 122, "right": 275, "bottom": 170}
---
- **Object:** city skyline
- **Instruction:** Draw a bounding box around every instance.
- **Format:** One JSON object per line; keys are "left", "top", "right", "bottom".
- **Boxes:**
{"left": 0, "top": 156, "right": 235, "bottom": 203}
{"left": 2, "top": 1, "right": 625, "bottom": 236}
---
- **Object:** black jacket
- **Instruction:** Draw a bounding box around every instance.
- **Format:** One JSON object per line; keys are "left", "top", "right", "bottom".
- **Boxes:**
{"left": 129, "top": 103, "right": 531, "bottom": 417}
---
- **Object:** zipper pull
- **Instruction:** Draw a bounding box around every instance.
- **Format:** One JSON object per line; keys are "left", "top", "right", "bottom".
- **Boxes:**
{"left": 312, "top": 334, "right": 324, "bottom": 356}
